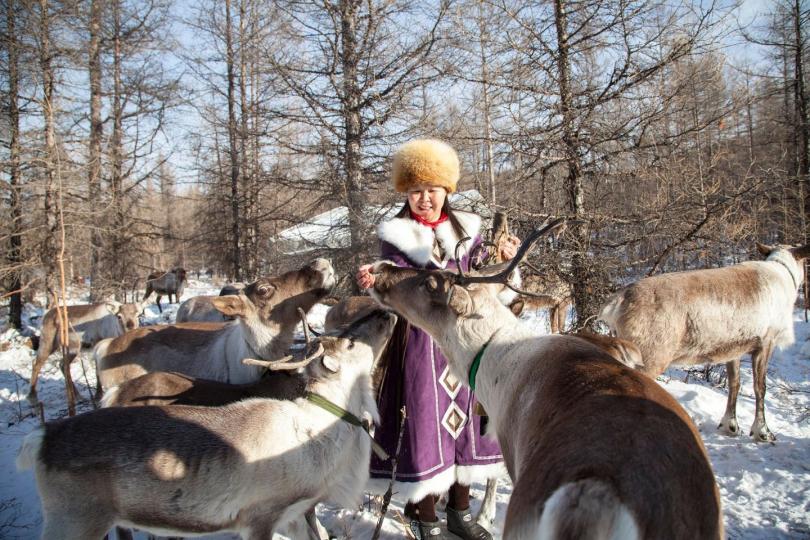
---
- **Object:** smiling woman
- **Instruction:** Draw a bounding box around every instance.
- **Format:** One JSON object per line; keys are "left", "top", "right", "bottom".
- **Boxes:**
{"left": 356, "top": 139, "right": 520, "bottom": 540}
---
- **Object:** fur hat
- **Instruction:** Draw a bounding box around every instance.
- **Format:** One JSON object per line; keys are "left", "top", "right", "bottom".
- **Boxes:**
{"left": 392, "top": 139, "right": 460, "bottom": 193}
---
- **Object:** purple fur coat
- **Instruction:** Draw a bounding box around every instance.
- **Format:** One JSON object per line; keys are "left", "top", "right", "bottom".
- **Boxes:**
{"left": 368, "top": 210, "right": 506, "bottom": 503}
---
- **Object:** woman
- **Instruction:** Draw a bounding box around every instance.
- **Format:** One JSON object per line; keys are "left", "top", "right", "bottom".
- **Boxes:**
{"left": 357, "top": 139, "right": 519, "bottom": 540}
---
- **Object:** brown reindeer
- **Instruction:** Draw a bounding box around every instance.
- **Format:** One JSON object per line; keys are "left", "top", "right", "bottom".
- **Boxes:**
{"left": 144, "top": 267, "right": 187, "bottom": 313}
{"left": 367, "top": 220, "right": 722, "bottom": 539}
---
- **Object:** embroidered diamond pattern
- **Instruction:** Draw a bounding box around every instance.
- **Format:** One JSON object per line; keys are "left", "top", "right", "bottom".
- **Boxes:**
{"left": 439, "top": 366, "right": 461, "bottom": 399}
{"left": 441, "top": 402, "right": 467, "bottom": 440}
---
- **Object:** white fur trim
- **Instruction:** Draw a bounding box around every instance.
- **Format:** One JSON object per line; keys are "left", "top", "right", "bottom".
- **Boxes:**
{"left": 366, "top": 460, "right": 505, "bottom": 503}
{"left": 377, "top": 212, "right": 482, "bottom": 268}
{"left": 455, "top": 462, "right": 508, "bottom": 487}
{"left": 367, "top": 466, "right": 458, "bottom": 503}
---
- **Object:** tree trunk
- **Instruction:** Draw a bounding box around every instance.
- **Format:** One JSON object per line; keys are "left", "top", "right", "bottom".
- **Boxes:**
{"left": 341, "top": 0, "right": 367, "bottom": 293}
{"left": 88, "top": 0, "right": 104, "bottom": 301}
{"left": 793, "top": 0, "right": 809, "bottom": 240}
{"left": 39, "top": 0, "right": 59, "bottom": 307}
{"left": 478, "top": 3, "right": 496, "bottom": 205}
{"left": 553, "top": 0, "right": 595, "bottom": 329}
{"left": 225, "top": 0, "right": 242, "bottom": 281}
{"left": 6, "top": 0, "right": 23, "bottom": 328}
{"left": 108, "top": 0, "right": 125, "bottom": 300}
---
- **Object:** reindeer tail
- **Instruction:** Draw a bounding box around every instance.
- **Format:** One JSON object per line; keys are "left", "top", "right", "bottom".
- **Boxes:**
{"left": 537, "top": 479, "right": 640, "bottom": 540}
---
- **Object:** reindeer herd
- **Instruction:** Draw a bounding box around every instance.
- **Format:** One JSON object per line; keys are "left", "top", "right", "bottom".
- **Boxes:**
{"left": 14, "top": 220, "right": 810, "bottom": 539}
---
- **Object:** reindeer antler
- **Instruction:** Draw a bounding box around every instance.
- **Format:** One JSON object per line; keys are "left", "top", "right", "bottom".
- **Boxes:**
{"left": 241, "top": 341, "right": 326, "bottom": 371}
{"left": 453, "top": 217, "right": 568, "bottom": 286}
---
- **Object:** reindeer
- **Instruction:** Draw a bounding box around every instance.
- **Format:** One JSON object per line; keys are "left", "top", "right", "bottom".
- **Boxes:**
{"left": 508, "top": 270, "right": 573, "bottom": 333}
{"left": 220, "top": 282, "right": 246, "bottom": 296}
{"left": 95, "top": 259, "right": 335, "bottom": 392}
{"left": 600, "top": 242, "right": 810, "bottom": 443}
{"left": 144, "top": 267, "right": 187, "bottom": 313}
{"left": 102, "top": 309, "right": 326, "bottom": 408}
{"left": 175, "top": 283, "right": 247, "bottom": 323}
{"left": 17, "top": 309, "right": 397, "bottom": 540}
{"left": 175, "top": 295, "right": 228, "bottom": 323}
{"left": 27, "top": 301, "right": 144, "bottom": 405}
{"left": 367, "top": 220, "right": 723, "bottom": 539}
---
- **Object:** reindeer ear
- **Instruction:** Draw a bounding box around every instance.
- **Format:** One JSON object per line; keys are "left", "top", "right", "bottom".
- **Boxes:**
{"left": 447, "top": 285, "right": 474, "bottom": 316}
{"left": 211, "top": 295, "right": 247, "bottom": 318}
{"left": 510, "top": 299, "right": 525, "bottom": 316}
{"left": 321, "top": 355, "right": 340, "bottom": 373}
{"left": 105, "top": 302, "right": 121, "bottom": 315}
{"left": 756, "top": 242, "right": 775, "bottom": 257}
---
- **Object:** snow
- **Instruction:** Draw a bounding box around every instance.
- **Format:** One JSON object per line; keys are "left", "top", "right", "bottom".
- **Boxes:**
{"left": 1, "top": 279, "right": 809, "bottom": 539}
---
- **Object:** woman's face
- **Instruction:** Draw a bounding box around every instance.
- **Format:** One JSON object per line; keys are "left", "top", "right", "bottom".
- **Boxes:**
{"left": 407, "top": 184, "right": 447, "bottom": 222}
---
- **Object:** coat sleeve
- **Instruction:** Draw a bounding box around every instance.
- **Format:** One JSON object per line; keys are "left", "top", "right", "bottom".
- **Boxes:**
{"left": 380, "top": 240, "right": 416, "bottom": 269}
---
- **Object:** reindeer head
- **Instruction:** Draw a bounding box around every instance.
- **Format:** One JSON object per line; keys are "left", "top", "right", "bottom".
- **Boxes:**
{"left": 371, "top": 218, "right": 569, "bottom": 330}
{"left": 106, "top": 302, "right": 142, "bottom": 332}
{"left": 757, "top": 242, "right": 810, "bottom": 290}
{"left": 172, "top": 268, "right": 188, "bottom": 283}
{"left": 244, "top": 308, "right": 397, "bottom": 378}
{"left": 210, "top": 258, "right": 336, "bottom": 327}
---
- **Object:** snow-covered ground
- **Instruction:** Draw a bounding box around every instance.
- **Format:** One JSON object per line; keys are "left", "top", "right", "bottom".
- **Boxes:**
{"left": 1, "top": 279, "right": 809, "bottom": 539}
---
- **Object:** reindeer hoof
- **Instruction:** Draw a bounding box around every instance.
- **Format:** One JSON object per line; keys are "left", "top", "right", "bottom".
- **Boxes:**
{"left": 751, "top": 429, "right": 776, "bottom": 443}
{"left": 717, "top": 420, "right": 739, "bottom": 437}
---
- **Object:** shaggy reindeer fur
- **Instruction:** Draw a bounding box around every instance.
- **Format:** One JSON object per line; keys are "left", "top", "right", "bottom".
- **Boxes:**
{"left": 175, "top": 295, "right": 228, "bottom": 323}
{"left": 18, "top": 311, "right": 396, "bottom": 540}
{"left": 369, "top": 262, "right": 722, "bottom": 540}
{"left": 95, "top": 259, "right": 335, "bottom": 391}
{"left": 600, "top": 243, "right": 810, "bottom": 442}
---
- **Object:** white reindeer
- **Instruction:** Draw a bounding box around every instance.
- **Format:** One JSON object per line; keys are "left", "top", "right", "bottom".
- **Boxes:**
{"left": 95, "top": 258, "right": 335, "bottom": 391}
{"left": 366, "top": 220, "right": 723, "bottom": 539}
{"left": 27, "top": 301, "right": 144, "bottom": 405}
{"left": 600, "top": 242, "right": 810, "bottom": 442}
{"left": 17, "top": 309, "right": 397, "bottom": 540}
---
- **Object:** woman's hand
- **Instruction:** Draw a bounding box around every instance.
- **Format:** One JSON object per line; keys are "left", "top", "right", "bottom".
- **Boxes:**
{"left": 499, "top": 235, "right": 521, "bottom": 261}
{"left": 356, "top": 264, "right": 376, "bottom": 290}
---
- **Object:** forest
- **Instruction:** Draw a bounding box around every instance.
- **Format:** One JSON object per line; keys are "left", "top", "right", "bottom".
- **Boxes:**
{"left": 2, "top": 0, "right": 808, "bottom": 328}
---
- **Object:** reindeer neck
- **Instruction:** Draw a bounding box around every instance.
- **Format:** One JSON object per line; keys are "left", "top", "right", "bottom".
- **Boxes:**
{"left": 238, "top": 316, "right": 290, "bottom": 360}
{"left": 440, "top": 298, "right": 534, "bottom": 410}
{"left": 306, "top": 366, "right": 374, "bottom": 420}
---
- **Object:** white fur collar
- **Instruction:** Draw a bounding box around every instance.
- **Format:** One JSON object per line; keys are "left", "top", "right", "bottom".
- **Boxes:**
{"left": 377, "top": 211, "right": 482, "bottom": 268}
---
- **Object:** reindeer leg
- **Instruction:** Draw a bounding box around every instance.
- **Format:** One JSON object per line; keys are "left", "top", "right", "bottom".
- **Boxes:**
{"left": 750, "top": 342, "right": 776, "bottom": 443}
{"left": 718, "top": 359, "right": 741, "bottom": 436}
{"left": 549, "top": 306, "right": 560, "bottom": 334}
{"left": 304, "top": 507, "right": 328, "bottom": 540}
{"left": 475, "top": 478, "right": 498, "bottom": 527}
{"left": 156, "top": 295, "right": 163, "bottom": 313}
{"left": 27, "top": 327, "right": 55, "bottom": 404}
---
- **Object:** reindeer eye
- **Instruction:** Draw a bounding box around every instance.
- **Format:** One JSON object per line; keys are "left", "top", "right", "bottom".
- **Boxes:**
{"left": 257, "top": 284, "right": 274, "bottom": 297}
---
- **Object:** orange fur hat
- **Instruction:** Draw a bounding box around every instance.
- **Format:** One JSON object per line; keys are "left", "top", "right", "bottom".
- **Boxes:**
{"left": 392, "top": 139, "right": 460, "bottom": 193}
